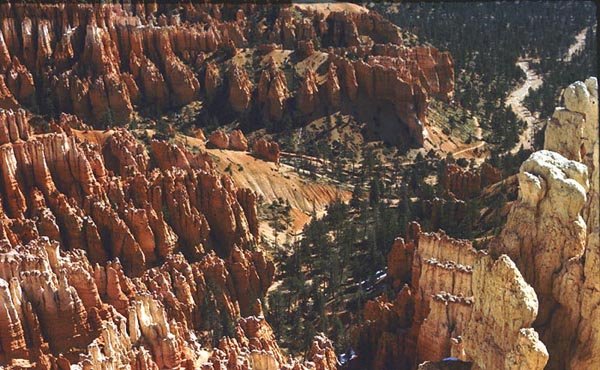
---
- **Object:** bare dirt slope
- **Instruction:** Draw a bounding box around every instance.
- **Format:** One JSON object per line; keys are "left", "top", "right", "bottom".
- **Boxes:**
{"left": 208, "top": 148, "right": 349, "bottom": 214}
{"left": 294, "top": 2, "right": 369, "bottom": 17}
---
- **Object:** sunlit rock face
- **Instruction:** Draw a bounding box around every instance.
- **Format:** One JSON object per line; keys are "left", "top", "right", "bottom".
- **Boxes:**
{"left": 461, "top": 254, "right": 548, "bottom": 370}
{"left": 494, "top": 149, "right": 588, "bottom": 303}
{"left": 350, "top": 77, "right": 599, "bottom": 368}
{"left": 352, "top": 222, "right": 546, "bottom": 370}
{"left": 252, "top": 138, "right": 281, "bottom": 164}
{"left": 493, "top": 78, "right": 599, "bottom": 370}
{"left": 0, "top": 108, "right": 340, "bottom": 368}
{"left": 0, "top": 235, "right": 323, "bottom": 369}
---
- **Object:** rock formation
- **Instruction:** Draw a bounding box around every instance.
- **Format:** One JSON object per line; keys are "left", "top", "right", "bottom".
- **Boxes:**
{"left": 207, "top": 129, "right": 249, "bottom": 152}
{"left": 228, "top": 64, "right": 253, "bottom": 113}
{"left": 229, "top": 129, "right": 248, "bottom": 151}
{"left": 258, "top": 60, "right": 289, "bottom": 122}
{"left": 202, "top": 317, "right": 337, "bottom": 370}
{"left": 208, "top": 129, "right": 230, "bottom": 149}
{"left": 352, "top": 223, "right": 547, "bottom": 370}
{"left": 460, "top": 255, "right": 548, "bottom": 370}
{"left": 297, "top": 69, "right": 320, "bottom": 116}
{"left": 352, "top": 79, "right": 598, "bottom": 370}
{"left": 252, "top": 138, "right": 281, "bottom": 164}
{"left": 204, "top": 62, "right": 222, "bottom": 100}
{"left": 492, "top": 77, "right": 599, "bottom": 370}
{"left": 324, "top": 63, "right": 342, "bottom": 108}
{"left": 0, "top": 108, "right": 338, "bottom": 369}
{"left": 0, "top": 4, "right": 461, "bottom": 365}
{"left": 0, "top": 2, "right": 454, "bottom": 148}
{"left": 0, "top": 235, "right": 330, "bottom": 369}
{"left": 441, "top": 162, "right": 502, "bottom": 200}
{"left": 418, "top": 195, "right": 467, "bottom": 232}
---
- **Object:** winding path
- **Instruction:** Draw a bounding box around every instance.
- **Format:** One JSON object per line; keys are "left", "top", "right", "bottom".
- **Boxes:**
{"left": 505, "top": 27, "right": 588, "bottom": 154}
{"left": 505, "top": 59, "right": 543, "bottom": 153}
{"left": 564, "top": 27, "right": 589, "bottom": 62}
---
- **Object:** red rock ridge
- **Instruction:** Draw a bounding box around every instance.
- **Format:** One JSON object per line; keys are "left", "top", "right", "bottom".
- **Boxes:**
{"left": 441, "top": 162, "right": 502, "bottom": 200}
{"left": 208, "top": 129, "right": 249, "bottom": 151}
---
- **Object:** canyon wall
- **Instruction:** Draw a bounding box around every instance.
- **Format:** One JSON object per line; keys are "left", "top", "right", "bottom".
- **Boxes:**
{"left": 354, "top": 78, "right": 598, "bottom": 370}
{"left": 440, "top": 162, "right": 502, "bottom": 200}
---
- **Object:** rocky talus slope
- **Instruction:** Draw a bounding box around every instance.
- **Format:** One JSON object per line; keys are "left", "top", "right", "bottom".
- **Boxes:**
{"left": 352, "top": 78, "right": 598, "bottom": 370}
{"left": 0, "top": 2, "right": 453, "bottom": 146}
{"left": 0, "top": 110, "right": 336, "bottom": 369}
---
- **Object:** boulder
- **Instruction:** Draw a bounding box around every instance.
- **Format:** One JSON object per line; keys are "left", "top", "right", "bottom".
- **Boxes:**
{"left": 208, "top": 129, "right": 230, "bottom": 149}
{"left": 252, "top": 138, "right": 280, "bottom": 164}
{"left": 229, "top": 129, "right": 248, "bottom": 151}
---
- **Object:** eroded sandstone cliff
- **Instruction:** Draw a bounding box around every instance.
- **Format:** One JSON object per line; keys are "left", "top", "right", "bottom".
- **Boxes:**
{"left": 351, "top": 223, "right": 547, "bottom": 370}
{"left": 440, "top": 162, "right": 502, "bottom": 200}
{"left": 492, "top": 77, "right": 599, "bottom": 370}
{"left": 351, "top": 78, "right": 598, "bottom": 370}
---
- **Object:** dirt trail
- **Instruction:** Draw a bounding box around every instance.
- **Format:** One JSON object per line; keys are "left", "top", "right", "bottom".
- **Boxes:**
{"left": 506, "top": 59, "right": 543, "bottom": 153}
{"left": 453, "top": 141, "right": 486, "bottom": 157}
{"left": 564, "top": 27, "right": 588, "bottom": 62}
{"left": 505, "top": 27, "right": 588, "bottom": 154}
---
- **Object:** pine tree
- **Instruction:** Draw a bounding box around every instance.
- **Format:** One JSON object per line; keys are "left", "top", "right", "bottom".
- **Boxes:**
{"left": 221, "top": 309, "right": 236, "bottom": 338}
{"left": 331, "top": 315, "right": 346, "bottom": 352}
{"left": 268, "top": 291, "right": 286, "bottom": 337}
{"left": 303, "top": 322, "right": 316, "bottom": 353}
{"left": 369, "top": 177, "right": 382, "bottom": 207}
{"left": 397, "top": 184, "right": 412, "bottom": 238}
{"left": 436, "top": 159, "right": 448, "bottom": 193}
{"left": 350, "top": 184, "right": 363, "bottom": 209}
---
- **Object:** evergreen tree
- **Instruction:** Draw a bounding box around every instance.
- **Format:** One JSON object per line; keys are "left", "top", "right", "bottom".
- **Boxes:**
{"left": 436, "top": 159, "right": 448, "bottom": 193}
{"left": 397, "top": 184, "right": 412, "bottom": 237}
{"left": 331, "top": 315, "right": 346, "bottom": 352}
{"left": 268, "top": 291, "right": 286, "bottom": 338}
{"left": 369, "top": 177, "right": 382, "bottom": 207}
{"left": 221, "top": 310, "right": 236, "bottom": 338}
{"left": 303, "top": 322, "right": 316, "bottom": 353}
{"left": 350, "top": 184, "right": 363, "bottom": 209}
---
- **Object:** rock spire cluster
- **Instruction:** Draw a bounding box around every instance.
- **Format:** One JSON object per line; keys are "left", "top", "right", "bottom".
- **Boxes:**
{"left": 0, "top": 110, "right": 336, "bottom": 369}
{"left": 0, "top": 2, "right": 454, "bottom": 147}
